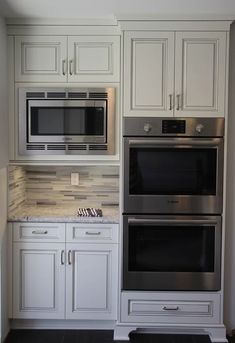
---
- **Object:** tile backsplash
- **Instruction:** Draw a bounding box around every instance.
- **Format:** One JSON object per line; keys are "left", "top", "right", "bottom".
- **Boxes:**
{"left": 8, "top": 165, "right": 119, "bottom": 213}
{"left": 8, "top": 166, "right": 26, "bottom": 214}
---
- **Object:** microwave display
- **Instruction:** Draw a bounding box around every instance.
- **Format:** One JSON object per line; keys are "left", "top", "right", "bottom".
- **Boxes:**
{"left": 30, "top": 106, "right": 105, "bottom": 138}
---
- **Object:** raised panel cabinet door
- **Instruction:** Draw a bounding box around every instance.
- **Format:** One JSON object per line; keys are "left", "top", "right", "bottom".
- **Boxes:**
{"left": 68, "top": 36, "right": 120, "bottom": 82}
{"left": 15, "top": 36, "right": 67, "bottom": 82}
{"left": 66, "top": 243, "right": 118, "bottom": 320}
{"left": 123, "top": 31, "right": 175, "bottom": 117}
{"left": 13, "top": 242, "right": 65, "bottom": 319}
{"left": 174, "top": 32, "right": 227, "bottom": 117}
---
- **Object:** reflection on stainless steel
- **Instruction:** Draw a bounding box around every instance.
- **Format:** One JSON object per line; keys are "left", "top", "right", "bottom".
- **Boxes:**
{"left": 122, "top": 117, "right": 224, "bottom": 292}
{"left": 122, "top": 215, "right": 221, "bottom": 291}
{"left": 19, "top": 87, "right": 115, "bottom": 155}
{"left": 123, "top": 117, "right": 224, "bottom": 214}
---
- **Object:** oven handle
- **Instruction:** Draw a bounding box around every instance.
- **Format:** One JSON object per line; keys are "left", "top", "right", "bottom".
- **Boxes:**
{"left": 128, "top": 218, "right": 218, "bottom": 225}
{"left": 128, "top": 138, "right": 222, "bottom": 148}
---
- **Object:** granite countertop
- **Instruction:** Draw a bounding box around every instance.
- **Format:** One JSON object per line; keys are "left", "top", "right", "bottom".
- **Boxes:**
{"left": 8, "top": 205, "right": 119, "bottom": 224}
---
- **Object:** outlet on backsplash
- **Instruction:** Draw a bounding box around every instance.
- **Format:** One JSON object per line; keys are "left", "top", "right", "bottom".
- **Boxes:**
{"left": 71, "top": 172, "right": 79, "bottom": 186}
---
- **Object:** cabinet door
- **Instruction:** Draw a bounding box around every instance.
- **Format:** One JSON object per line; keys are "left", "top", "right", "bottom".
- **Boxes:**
{"left": 123, "top": 31, "right": 175, "bottom": 117}
{"left": 66, "top": 243, "right": 118, "bottom": 320}
{"left": 13, "top": 242, "right": 65, "bottom": 319}
{"left": 15, "top": 36, "right": 67, "bottom": 82}
{"left": 175, "top": 32, "right": 227, "bottom": 117}
{"left": 68, "top": 36, "right": 120, "bottom": 82}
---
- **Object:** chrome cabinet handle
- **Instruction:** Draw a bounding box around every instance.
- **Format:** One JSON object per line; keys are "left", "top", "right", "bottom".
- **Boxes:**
{"left": 69, "top": 60, "right": 73, "bottom": 75}
{"left": 32, "top": 230, "right": 48, "bottom": 234}
{"left": 176, "top": 94, "right": 180, "bottom": 110}
{"left": 163, "top": 306, "right": 179, "bottom": 311}
{"left": 61, "top": 250, "right": 65, "bottom": 265}
{"left": 85, "top": 231, "right": 101, "bottom": 236}
{"left": 62, "top": 59, "right": 67, "bottom": 75}
{"left": 68, "top": 250, "right": 72, "bottom": 265}
{"left": 169, "top": 94, "right": 173, "bottom": 110}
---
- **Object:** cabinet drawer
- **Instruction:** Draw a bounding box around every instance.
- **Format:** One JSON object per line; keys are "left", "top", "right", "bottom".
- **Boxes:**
{"left": 13, "top": 223, "right": 65, "bottom": 242}
{"left": 66, "top": 223, "right": 118, "bottom": 243}
{"left": 121, "top": 292, "right": 220, "bottom": 324}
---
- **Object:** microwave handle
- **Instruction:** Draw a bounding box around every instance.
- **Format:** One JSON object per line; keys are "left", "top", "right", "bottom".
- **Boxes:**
{"left": 128, "top": 138, "right": 222, "bottom": 148}
{"left": 128, "top": 218, "right": 218, "bottom": 225}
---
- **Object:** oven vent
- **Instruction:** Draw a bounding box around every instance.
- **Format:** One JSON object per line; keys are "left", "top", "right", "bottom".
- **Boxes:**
{"left": 26, "top": 92, "right": 45, "bottom": 98}
{"left": 26, "top": 144, "right": 45, "bottom": 150}
{"left": 89, "top": 144, "right": 107, "bottom": 150}
{"left": 47, "top": 92, "right": 66, "bottom": 98}
{"left": 47, "top": 144, "right": 66, "bottom": 150}
{"left": 68, "top": 92, "right": 87, "bottom": 98}
{"left": 89, "top": 92, "right": 108, "bottom": 99}
{"left": 68, "top": 144, "right": 87, "bottom": 150}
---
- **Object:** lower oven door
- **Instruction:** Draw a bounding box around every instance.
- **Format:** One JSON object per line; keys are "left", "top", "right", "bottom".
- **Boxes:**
{"left": 123, "top": 215, "right": 221, "bottom": 291}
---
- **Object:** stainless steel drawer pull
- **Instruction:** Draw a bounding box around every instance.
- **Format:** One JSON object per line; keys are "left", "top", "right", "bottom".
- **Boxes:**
{"left": 69, "top": 60, "right": 73, "bottom": 75}
{"left": 163, "top": 306, "right": 179, "bottom": 311}
{"left": 68, "top": 250, "right": 72, "bottom": 265}
{"left": 176, "top": 94, "right": 180, "bottom": 110}
{"left": 85, "top": 231, "right": 101, "bottom": 236}
{"left": 61, "top": 250, "right": 65, "bottom": 265}
{"left": 62, "top": 59, "right": 67, "bottom": 75}
{"left": 169, "top": 94, "right": 173, "bottom": 110}
{"left": 32, "top": 230, "right": 48, "bottom": 235}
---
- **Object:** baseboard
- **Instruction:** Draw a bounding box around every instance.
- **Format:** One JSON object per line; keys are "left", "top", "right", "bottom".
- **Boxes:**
{"left": 10, "top": 319, "right": 116, "bottom": 330}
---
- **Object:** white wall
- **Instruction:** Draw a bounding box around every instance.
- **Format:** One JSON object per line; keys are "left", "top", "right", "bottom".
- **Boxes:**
{"left": 224, "top": 22, "right": 235, "bottom": 334}
{"left": 0, "top": 0, "right": 235, "bottom": 18}
{"left": 0, "top": 15, "right": 9, "bottom": 342}
{"left": 0, "top": 17, "right": 8, "bottom": 169}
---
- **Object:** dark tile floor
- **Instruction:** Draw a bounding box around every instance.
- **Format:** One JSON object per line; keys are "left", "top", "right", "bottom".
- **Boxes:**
{"left": 4, "top": 329, "right": 230, "bottom": 343}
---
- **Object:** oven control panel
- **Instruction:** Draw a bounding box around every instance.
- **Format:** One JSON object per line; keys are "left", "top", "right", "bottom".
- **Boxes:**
{"left": 162, "top": 120, "right": 185, "bottom": 134}
{"left": 123, "top": 117, "right": 224, "bottom": 137}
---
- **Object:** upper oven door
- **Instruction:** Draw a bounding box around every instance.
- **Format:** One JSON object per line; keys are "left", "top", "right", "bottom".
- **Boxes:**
{"left": 27, "top": 100, "right": 107, "bottom": 143}
{"left": 124, "top": 137, "right": 224, "bottom": 214}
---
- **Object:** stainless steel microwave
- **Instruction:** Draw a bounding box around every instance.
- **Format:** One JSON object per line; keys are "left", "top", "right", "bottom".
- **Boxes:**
{"left": 18, "top": 87, "right": 115, "bottom": 155}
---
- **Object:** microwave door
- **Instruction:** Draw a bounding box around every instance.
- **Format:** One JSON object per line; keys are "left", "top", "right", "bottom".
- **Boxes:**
{"left": 27, "top": 100, "right": 106, "bottom": 143}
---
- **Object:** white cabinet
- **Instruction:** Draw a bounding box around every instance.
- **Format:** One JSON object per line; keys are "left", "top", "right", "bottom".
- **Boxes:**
{"left": 11, "top": 222, "right": 118, "bottom": 321}
{"left": 124, "top": 31, "right": 227, "bottom": 117}
{"left": 66, "top": 243, "right": 118, "bottom": 320}
{"left": 124, "top": 31, "right": 175, "bottom": 117}
{"left": 13, "top": 242, "right": 65, "bottom": 319}
{"left": 15, "top": 36, "right": 67, "bottom": 82}
{"left": 15, "top": 35, "right": 120, "bottom": 83}
{"left": 68, "top": 36, "right": 120, "bottom": 82}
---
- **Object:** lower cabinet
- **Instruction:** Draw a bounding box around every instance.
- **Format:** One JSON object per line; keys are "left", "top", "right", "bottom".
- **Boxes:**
{"left": 13, "top": 242, "right": 65, "bottom": 319}
{"left": 11, "top": 222, "right": 118, "bottom": 320}
{"left": 66, "top": 243, "right": 117, "bottom": 320}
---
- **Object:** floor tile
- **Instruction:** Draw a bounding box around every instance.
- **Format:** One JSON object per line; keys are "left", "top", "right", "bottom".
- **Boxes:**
{"left": 4, "top": 329, "right": 231, "bottom": 343}
{"left": 4, "top": 329, "right": 65, "bottom": 343}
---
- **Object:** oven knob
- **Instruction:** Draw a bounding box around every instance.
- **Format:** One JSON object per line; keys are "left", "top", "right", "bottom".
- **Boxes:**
{"left": 144, "top": 123, "right": 152, "bottom": 133}
{"left": 195, "top": 124, "right": 204, "bottom": 134}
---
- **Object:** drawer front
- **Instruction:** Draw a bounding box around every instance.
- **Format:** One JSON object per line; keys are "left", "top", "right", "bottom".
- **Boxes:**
{"left": 129, "top": 300, "right": 212, "bottom": 316}
{"left": 121, "top": 292, "right": 220, "bottom": 324}
{"left": 13, "top": 223, "right": 66, "bottom": 242}
{"left": 66, "top": 223, "right": 118, "bottom": 243}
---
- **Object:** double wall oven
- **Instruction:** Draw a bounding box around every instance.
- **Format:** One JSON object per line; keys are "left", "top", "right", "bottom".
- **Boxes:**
{"left": 122, "top": 117, "right": 224, "bottom": 291}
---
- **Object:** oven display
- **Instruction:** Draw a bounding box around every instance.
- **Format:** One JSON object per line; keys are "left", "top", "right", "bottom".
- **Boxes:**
{"left": 162, "top": 120, "right": 185, "bottom": 134}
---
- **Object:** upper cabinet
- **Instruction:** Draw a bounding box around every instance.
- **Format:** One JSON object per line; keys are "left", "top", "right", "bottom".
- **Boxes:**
{"left": 15, "top": 35, "right": 120, "bottom": 83}
{"left": 123, "top": 30, "right": 227, "bottom": 117}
